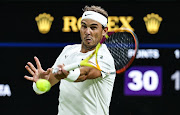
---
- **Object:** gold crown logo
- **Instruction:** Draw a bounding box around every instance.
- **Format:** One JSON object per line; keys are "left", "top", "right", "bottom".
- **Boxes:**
{"left": 143, "top": 13, "right": 162, "bottom": 34}
{"left": 35, "top": 13, "right": 54, "bottom": 34}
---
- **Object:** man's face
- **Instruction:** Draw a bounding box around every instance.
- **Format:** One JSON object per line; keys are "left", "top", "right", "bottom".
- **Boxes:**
{"left": 80, "top": 19, "right": 107, "bottom": 50}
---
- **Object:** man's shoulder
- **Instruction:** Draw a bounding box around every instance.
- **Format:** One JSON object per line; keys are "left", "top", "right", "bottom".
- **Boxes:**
{"left": 63, "top": 44, "right": 81, "bottom": 51}
{"left": 98, "top": 44, "right": 114, "bottom": 62}
{"left": 100, "top": 44, "right": 111, "bottom": 55}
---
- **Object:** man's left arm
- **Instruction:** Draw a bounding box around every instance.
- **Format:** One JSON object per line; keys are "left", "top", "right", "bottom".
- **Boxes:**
{"left": 75, "top": 66, "right": 102, "bottom": 82}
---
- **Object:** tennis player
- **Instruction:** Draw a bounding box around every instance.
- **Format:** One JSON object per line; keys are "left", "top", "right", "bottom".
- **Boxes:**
{"left": 24, "top": 5, "right": 116, "bottom": 115}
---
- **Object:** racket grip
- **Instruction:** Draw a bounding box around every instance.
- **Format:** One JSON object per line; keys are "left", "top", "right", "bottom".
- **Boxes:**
{"left": 63, "top": 63, "right": 80, "bottom": 71}
{"left": 52, "top": 63, "right": 80, "bottom": 73}
{"left": 52, "top": 68, "right": 59, "bottom": 73}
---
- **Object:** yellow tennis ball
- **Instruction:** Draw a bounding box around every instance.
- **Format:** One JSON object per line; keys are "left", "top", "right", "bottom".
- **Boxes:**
{"left": 36, "top": 79, "right": 51, "bottom": 92}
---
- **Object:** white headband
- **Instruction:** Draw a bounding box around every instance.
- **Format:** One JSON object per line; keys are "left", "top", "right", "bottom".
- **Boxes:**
{"left": 81, "top": 11, "right": 108, "bottom": 27}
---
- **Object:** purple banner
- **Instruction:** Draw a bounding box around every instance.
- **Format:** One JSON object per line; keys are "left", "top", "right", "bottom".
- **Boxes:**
{"left": 124, "top": 66, "right": 162, "bottom": 96}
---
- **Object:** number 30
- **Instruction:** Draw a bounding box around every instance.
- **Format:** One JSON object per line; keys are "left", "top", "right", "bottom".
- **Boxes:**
{"left": 127, "top": 70, "right": 159, "bottom": 91}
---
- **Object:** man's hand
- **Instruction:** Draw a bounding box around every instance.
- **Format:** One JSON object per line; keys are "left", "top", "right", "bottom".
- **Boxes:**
{"left": 53, "top": 65, "right": 69, "bottom": 80}
{"left": 24, "top": 56, "right": 51, "bottom": 82}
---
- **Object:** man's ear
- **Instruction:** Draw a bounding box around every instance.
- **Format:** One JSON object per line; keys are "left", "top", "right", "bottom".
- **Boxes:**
{"left": 102, "top": 27, "right": 108, "bottom": 36}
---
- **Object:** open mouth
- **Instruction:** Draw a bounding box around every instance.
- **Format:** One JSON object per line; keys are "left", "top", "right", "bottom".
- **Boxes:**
{"left": 85, "top": 37, "right": 92, "bottom": 43}
{"left": 86, "top": 38, "right": 92, "bottom": 42}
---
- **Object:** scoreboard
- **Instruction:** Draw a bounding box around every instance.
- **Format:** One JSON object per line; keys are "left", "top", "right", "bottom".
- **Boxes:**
{"left": 0, "top": 1, "right": 180, "bottom": 115}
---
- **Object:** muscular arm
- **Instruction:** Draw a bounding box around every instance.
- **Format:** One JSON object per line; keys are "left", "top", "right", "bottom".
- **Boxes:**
{"left": 53, "top": 65, "right": 102, "bottom": 82}
{"left": 75, "top": 66, "right": 102, "bottom": 82}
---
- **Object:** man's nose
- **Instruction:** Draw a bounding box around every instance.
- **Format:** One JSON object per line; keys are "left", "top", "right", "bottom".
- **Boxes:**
{"left": 85, "top": 27, "right": 91, "bottom": 35}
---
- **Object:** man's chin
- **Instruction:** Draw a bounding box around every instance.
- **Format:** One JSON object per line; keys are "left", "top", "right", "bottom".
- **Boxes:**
{"left": 83, "top": 43, "right": 96, "bottom": 49}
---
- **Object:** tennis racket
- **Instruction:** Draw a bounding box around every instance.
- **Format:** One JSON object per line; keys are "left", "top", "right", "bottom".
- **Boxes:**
{"left": 53, "top": 27, "right": 138, "bottom": 74}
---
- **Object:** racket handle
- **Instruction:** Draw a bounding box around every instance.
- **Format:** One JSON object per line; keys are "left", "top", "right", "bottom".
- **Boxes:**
{"left": 52, "top": 68, "right": 59, "bottom": 73}
{"left": 63, "top": 63, "right": 80, "bottom": 71}
{"left": 52, "top": 63, "right": 80, "bottom": 73}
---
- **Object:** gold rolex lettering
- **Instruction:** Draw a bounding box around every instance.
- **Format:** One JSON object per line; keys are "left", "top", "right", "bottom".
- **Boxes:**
{"left": 77, "top": 17, "right": 82, "bottom": 30}
{"left": 107, "top": 16, "right": 120, "bottom": 31}
{"left": 62, "top": 16, "right": 134, "bottom": 32}
{"left": 62, "top": 16, "right": 79, "bottom": 32}
{"left": 108, "top": 16, "right": 134, "bottom": 31}
{"left": 119, "top": 16, "right": 134, "bottom": 31}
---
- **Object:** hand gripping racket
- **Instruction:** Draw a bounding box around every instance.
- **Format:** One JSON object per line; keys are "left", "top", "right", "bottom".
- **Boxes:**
{"left": 53, "top": 27, "right": 139, "bottom": 74}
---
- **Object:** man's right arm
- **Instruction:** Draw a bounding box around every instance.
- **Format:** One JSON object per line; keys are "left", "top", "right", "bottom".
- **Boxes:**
{"left": 48, "top": 67, "right": 67, "bottom": 86}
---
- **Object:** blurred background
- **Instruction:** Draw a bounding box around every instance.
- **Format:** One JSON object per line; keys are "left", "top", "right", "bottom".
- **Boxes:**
{"left": 0, "top": 0, "right": 180, "bottom": 115}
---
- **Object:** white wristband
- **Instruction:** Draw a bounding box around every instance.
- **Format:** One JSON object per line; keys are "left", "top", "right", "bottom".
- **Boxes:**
{"left": 65, "top": 68, "right": 80, "bottom": 82}
{"left": 33, "top": 82, "right": 46, "bottom": 94}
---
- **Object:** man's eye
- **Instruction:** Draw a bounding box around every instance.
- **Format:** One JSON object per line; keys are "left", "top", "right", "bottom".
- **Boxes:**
{"left": 91, "top": 27, "right": 97, "bottom": 30}
{"left": 82, "top": 25, "right": 87, "bottom": 28}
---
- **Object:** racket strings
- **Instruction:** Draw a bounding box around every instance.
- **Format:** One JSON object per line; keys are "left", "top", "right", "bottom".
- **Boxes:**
{"left": 105, "top": 32, "right": 135, "bottom": 70}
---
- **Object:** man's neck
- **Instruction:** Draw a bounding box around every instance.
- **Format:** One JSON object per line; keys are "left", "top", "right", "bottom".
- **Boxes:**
{"left": 80, "top": 43, "right": 96, "bottom": 53}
